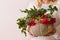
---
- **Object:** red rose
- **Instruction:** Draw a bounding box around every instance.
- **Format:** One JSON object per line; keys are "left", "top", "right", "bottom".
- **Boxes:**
{"left": 28, "top": 20, "right": 36, "bottom": 26}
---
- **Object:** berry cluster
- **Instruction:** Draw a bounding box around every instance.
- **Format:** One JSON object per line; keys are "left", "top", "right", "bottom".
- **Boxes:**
{"left": 40, "top": 14, "right": 56, "bottom": 24}
{"left": 27, "top": 14, "right": 56, "bottom": 26}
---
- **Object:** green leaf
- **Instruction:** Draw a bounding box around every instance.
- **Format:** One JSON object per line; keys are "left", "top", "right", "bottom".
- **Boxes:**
{"left": 49, "top": 5, "right": 53, "bottom": 9}
{"left": 33, "top": 6, "right": 37, "bottom": 11}
{"left": 19, "top": 25, "right": 21, "bottom": 29}
{"left": 53, "top": 6, "right": 58, "bottom": 11}
{"left": 23, "top": 31, "right": 27, "bottom": 36}
{"left": 37, "top": 8, "right": 47, "bottom": 16}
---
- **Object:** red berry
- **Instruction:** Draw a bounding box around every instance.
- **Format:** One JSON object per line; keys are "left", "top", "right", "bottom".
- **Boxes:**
{"left": 40, "top": 15, "right": 48, "bottom": 19}
{"left": 49, "top": 18, "right": 56, "bottom": 24}
{"left": 40, "top": 18, "right": 49, "bottom": 24}
{"left": 28, "top": 20, "right": 36, "bottom": 26}
{"left": 40, "top": 18, "right": 56, "bottom": 24}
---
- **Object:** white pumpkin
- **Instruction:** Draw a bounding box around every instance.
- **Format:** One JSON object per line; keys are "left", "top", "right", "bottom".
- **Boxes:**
{"left": 29, "top": 24, "right": 55, "bottom": 36}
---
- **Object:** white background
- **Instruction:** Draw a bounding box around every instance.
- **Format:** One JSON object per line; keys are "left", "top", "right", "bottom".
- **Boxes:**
{"left": 0, "top": 0, "right": 30, "bottom": 40}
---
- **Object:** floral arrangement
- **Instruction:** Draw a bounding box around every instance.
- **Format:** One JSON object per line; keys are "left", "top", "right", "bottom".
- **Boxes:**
{"left": 17, "top": 5, "right": 58, "bottom": 36}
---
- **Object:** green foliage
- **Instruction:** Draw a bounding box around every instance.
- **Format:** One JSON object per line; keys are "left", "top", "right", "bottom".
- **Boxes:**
{"left": 17, "top": 18, "right": 27, "bottom": 36}
{"left": 21, "top": 6, "right": 37, "bottom": 18}
{"left": 17, "top": 5, "right": 58, "bottom": 36}
{"left": 21, "top": 6, "right": 47, "bottom": 18}
{"left": 37, "top": 8, "right": 47, "bottom": 16}
{"left": 48, "top": 5, "right": 58, "bottom": 15}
